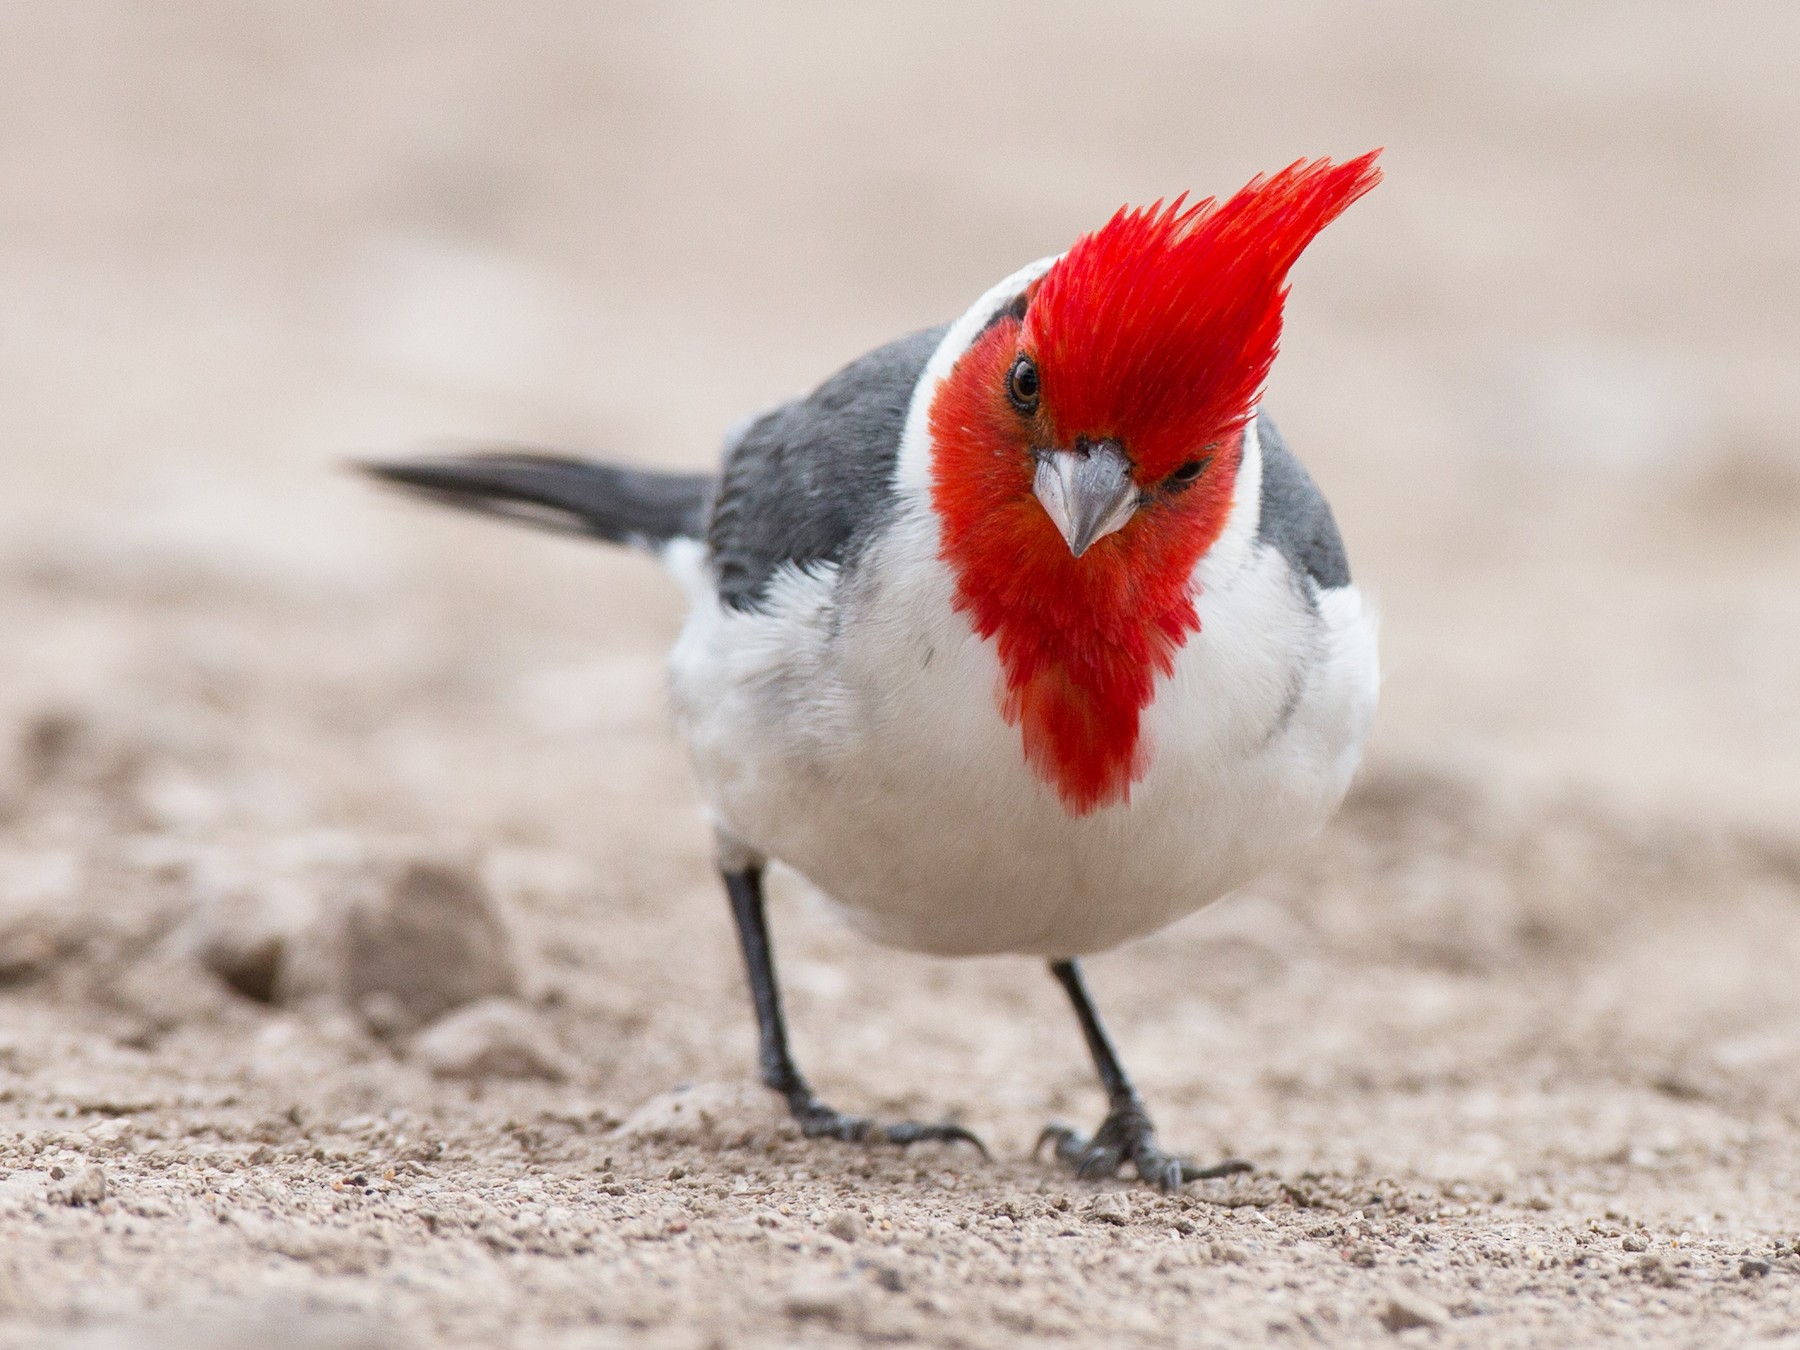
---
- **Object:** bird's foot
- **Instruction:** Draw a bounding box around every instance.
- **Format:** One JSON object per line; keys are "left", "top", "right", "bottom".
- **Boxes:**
{"left": 788, "top": 1093, "right": 989, "bottom": 1159}
{"left": 1036, "top": 1101, "right": 1251, "bottom": 1193}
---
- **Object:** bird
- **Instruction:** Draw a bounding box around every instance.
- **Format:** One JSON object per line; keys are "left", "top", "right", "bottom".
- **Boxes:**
{"left": 364, "top": 152, "right": 1383, "bottom": 1191}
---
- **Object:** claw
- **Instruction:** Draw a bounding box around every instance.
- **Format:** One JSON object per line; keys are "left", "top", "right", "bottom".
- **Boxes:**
{"left": 1181, "top": 1157, "right": 1254, "bottom": 1182}
{"left": 1149, "top": 1156, "right": 1182, "bottom": 1194}
{"left": 1034, "top": 1124, "right": 1075, "bottom": 1161}
{"left": 793, "top": 1098, "right": 987, "bottom": 1158}
{"left": 1078, "top": 1150, "right": 1120, "bottom": 1181}
{"left": 882, "top": 1120, "right": 991, "bottom": 1159}
{"left": 1038, "top": 1104, "right": 1249, "bottom": 1191}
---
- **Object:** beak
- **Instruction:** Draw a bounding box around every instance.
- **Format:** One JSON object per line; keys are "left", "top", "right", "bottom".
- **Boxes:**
{"left": 1032, "top": 440, "right": 1139, "bottom": 558}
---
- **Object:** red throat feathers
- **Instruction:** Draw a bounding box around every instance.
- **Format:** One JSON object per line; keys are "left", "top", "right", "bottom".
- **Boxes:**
{"left": 928, "top": 152, "right": 1383, "bottom": 815}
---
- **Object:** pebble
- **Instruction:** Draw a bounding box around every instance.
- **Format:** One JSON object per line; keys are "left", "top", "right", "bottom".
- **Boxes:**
{"left": 1378, "top": 1288, "right": 1450, "bottom": 1333}
{"left": 190, "top": 889, "right": 292, "bottom": 1005}
{"left": 344, "top": 860, "right": 519, "bottom": 1033}
{"left": 409, "top": 998, "right": 569, "bottom": 1081}
{"left": 53, "top": 1165, "right": 108, "bottom": 1207}
{"left": 825, "top": 1209, "right": 865, "bottom": 1243}
{"left": 783, "top": 1275, "right": 864, "bottom": 1327}
{"left": 0, "top": 925, "right": 62, "bottom": 983}
{"left": 873, "top": 1265, "right": 905, "bottom": 1293}
{"left": 114, "top": 948, "right": 236, "bottom": 1029}
{"left": 610, "top": 1082, "right": 792, "bottom": 1148}
{"left": 1087, "top": 1194, "right": 1130, "bottom": 1226}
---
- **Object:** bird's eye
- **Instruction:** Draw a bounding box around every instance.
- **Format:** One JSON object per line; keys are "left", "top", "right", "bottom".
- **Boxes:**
{"left": 1006, "top": 355, "right": 1040, "bottom": 415}
{"left": 1167, "top": 457, "right": 1210, "bottom": 488}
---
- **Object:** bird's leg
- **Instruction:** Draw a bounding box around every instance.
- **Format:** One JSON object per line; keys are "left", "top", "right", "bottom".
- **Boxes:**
{"left": 722, "top": 866, "right": 986, "bottom": 1156}
{"left": 1036, "top": 958, "right": 1251, "bottom": 1192}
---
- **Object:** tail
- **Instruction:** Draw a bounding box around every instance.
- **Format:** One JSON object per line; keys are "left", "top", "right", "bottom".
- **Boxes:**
{"left": 359, "top": 451, "right": 715, "bottom": 552}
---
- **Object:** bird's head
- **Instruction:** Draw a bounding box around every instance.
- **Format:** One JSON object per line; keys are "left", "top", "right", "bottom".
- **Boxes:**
{"left": 925, "top": 152, "right": 1381, "bottom": 815}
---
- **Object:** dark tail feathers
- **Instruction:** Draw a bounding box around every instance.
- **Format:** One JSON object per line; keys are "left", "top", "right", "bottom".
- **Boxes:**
{"left": 361, "top": 452, "right": 715, "bottom": 550}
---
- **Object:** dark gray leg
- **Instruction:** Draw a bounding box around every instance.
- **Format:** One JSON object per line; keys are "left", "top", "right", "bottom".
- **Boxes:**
{"left": 1037, "top": 958, "right": 1251, "bottom": 1191}
{"left": 723, "top": 866, "right": 986, "bottom": 1155}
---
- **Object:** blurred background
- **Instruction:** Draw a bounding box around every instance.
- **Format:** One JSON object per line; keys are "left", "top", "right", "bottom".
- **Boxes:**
{"left": 2, "top": 4, "right": 1799, "bottom": 1345}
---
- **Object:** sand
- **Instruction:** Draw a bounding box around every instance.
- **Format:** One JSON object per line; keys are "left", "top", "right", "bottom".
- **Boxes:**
{"left": 2, "top": 3, "right": 1799, "bottom": 1346}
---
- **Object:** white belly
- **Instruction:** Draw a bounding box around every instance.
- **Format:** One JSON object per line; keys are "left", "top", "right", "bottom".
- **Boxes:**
{"left": 667, "top": 509, "right": 1377, "bottom": 958}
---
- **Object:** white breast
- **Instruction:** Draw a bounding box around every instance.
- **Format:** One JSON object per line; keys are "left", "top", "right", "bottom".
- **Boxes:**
{"left": 666, "top": 421, "right": 1379, "bottom": 959}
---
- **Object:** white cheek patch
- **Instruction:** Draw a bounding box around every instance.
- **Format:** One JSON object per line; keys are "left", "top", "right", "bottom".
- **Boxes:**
{"left": 1197, "top": 410, "right": 1264, "bottom": 584}
{"left": 893, "top": 255, "right": 1061, "bottom": 505}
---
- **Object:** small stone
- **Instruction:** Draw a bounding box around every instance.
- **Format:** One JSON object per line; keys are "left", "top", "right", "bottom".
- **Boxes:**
{"left": 1621, "top": 1233, "right": 1649, "bottom": 1252}
{"left": 16, "top": 708, "right": 84, "bottom": 783}
{"left": 196, "top": 914, "right": 286, "bottom": 1004}
{"left": 114, "top": 946, "right": 237, "bottom": 1030}
{"left": 409, "top": 998, "right": 568, "bottom": 1081}
{"left": 1741, "top": 1258, "right": 1772, "bottom": 1278}
{"left": 1378, "top": 1287, "right": 1449, "bottom": 1333}
{"left": 54, "top": 1165, "right": 107, "bottom": 1206}
{"left": 1087, "top": 1194, "right": 1130, "bottom": 1226}
{"left": 0, "top": 925, "right": 62, "bottom": 984}
{"left": 344, "top": 859, "right": 519, "bottom": 1035}
{"left": 356, "top": 991, "right": 412, "bottom": 1041}
{"left": 610, "top": 1082, "right": 792, "bottom": 1148}
{"left": 826, "top": 1209, "right": 865, "bottom": 1243}
{"left": 783, "top": 1275, "right": 863, "bottom": 1326}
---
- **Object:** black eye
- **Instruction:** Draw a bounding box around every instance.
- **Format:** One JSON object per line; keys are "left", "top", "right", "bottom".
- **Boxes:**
{"left": 1167, "top": 457, "right": 1210, "bottom": 488}
{"left": 1006, "top": 355, "right": 1040, "bottom": 414}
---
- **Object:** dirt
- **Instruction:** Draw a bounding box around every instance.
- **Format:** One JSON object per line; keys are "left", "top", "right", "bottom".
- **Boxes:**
{"left": 3, "top": 4, "right": 1799, "bottom": 1347}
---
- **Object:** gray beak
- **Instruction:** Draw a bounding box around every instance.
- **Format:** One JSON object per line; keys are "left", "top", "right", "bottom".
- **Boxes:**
{"left": 1032, "top": 441, "right": 1139, "bottom": 558}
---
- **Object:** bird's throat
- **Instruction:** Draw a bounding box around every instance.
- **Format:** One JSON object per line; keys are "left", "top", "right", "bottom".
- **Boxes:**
{"left": 968, "top": 546, "right": 1202, "bottom": 814}
{"left": 928, "top": 476, "right": 1215, "bottom": 816}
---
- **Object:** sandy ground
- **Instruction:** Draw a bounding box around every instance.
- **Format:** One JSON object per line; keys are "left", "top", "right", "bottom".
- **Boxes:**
{"left": 3, "top": 3, "right": 1800, "bottom": 1346}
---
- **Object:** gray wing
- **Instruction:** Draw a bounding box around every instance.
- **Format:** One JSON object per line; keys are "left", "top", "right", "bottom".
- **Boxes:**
{"left": 707, "top": 324, "right": 949, "bottom": 612}
{"left": 1254, "top": 412, "right": 1351, "bottom": 590}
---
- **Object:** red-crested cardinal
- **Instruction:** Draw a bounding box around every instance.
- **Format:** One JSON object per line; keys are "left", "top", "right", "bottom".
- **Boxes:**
{"left": 367, "top": 153, "right": 1383, "bottom": 1190}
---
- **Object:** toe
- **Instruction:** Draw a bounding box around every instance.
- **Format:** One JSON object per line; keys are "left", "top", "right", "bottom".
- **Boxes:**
{"left": 1142, "top": 1154, "right": 1184, "bottom": 1193}
{"left": 1180, "top": 1157, "right": 1254, "bottom": 1182}
{"left": 884, "top": 1120, "right": 990, "bottom": 1158}
{"left": 799, "top": 1110, "right": 871, "bottom": 1143}
{"left": 790, "top": 1101, "right": 985, "bottom": 1157}
{"left": 1036, "top": 1124, "right": 1088, "bottom": 1165}
{"left": 1074, "top": 1144, "right": 1124, "bottom": 1180}
{"left": 1036, "top": 1123, "right": 1072, "bottom": 1166}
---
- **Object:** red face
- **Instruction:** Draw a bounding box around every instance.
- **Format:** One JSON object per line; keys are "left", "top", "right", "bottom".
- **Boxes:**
{"left": 928, "top": 153, "right": 1381, "bottom": 815}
